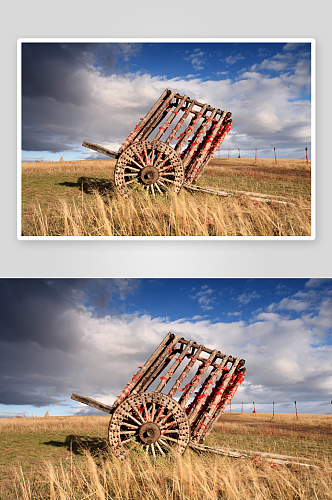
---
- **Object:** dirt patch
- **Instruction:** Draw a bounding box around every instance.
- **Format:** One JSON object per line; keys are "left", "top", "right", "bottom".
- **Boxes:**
{"left": 220, "top": 416, "right": 332, "bottom": 437}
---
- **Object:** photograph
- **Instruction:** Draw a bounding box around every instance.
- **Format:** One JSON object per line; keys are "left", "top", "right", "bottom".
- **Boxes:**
{"left": 18, "top": 39, "right": 314, "bottom": 239}
{"left": 1, "top": 278, "right": 331, "bottom": 498}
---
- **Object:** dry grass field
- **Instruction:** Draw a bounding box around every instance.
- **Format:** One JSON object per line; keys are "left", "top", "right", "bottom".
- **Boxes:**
{"left": 1, "top": 412, "right": 330, "bottom": 499}
{"left": 21, "top": 157, "right": 311, "bottom": 237}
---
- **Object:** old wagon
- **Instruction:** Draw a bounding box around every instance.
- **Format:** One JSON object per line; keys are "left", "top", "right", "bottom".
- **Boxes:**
{"left": 82, "top": 88, "right": 233, "bottom": 199}
{"left": 71, "top": 331, "right": 246, "bottom": 461}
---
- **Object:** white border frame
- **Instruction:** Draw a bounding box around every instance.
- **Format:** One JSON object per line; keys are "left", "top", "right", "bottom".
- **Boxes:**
{"left": 17, "top": 38, "right": 316, "bottom": 241}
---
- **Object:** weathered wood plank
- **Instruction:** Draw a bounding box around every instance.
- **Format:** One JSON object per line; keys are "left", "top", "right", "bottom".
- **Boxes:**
{"left": 189, "top": 443, "right": 317, "bottom": 468}
{"left": 71, "top": 393, "right": 113, "bottom": 414}
{"left": 183, "top": 182, "right": 294, "bottom": 205}
{"left": 82, "top": 141, "right": 119, "bottom": 159}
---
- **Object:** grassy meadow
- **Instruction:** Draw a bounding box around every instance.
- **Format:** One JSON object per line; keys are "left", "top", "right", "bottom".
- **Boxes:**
{"left": 1, "top": 412, "right": 331, "bottom": 499}
{"left": 21, "top": 157, "right": 311, "bottom": 237}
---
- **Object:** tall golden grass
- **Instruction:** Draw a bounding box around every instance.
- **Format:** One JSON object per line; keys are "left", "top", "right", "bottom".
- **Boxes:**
{"left": 2, "top": 413, "right": 331, "bottom": 499}
{"left": 28, "top": 190, "right": 310, "bottom": 237}
{"left": 13, "top": 446, "right": 332, "bottom": 500}
{"left": 21, "top": 158, "right": 311, "bottom": 237}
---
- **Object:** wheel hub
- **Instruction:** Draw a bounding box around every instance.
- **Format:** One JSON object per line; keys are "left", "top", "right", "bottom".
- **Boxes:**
{"left": 140, "top": 166, "right": 159, "bottom": 185}
{"left": 139, "top": 422, "right": 161, "bottom": 444}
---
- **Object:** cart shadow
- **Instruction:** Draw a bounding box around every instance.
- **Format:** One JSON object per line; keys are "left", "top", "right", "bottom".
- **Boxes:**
{"left": 43, "top": 434, "right": 109, "bottom": 456}
{"left": 58, "top": 177, "right": 118, "bottom": 198}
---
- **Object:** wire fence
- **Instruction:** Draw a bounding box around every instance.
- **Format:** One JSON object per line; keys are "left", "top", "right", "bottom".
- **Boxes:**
{"left": 214, "top": 147, "right": 311, "bottom": 161}
{"left": 228, "top": 400, "right": 332, "bottom": 416}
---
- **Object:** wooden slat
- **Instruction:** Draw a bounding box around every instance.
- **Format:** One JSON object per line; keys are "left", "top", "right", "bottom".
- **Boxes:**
{"left": 154, "top": 340, "right": 194, "bottom": 393}
{"left": 178, "top": 349, "right": 217, "bottom": 409}
{"left": 176, "top": 337, "right": 243, "bottom": 364}
{"left": 153, "top": 95, "right": 188, "bottom": 142}
{"left": 111, "top": 332, "right": 174, "bottom": 410}
{"left": 131, "top": 335, "right": 181, "bottom": 395}
{"left": 192, "top": 358, "right": 241, "bottom": 441}
{"left": 188, "top": 356, "right": 229, "bottom": 428}
{"left": 139, "top": 91, "right": 177, "bottom": 142}
{"left": 186, "top": 111, "right": 228, "bottom": 182}
{"left": 172, "top": 93, "right": 229, "bottom": 116}
{"left": 117, "top": 88, "right": 170, "bottom": 155}
{"left": 166, "top": 99, "right": 197, "bottom": 146}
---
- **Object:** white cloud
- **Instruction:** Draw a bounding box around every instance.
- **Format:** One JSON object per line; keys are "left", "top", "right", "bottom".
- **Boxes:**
{"left": 235, "top": 291, "right": 261, "bottom": 305}
{"left": 305, "top": 278, "right": 332, "bottom": 288}
{"left": 277, "top": 297, "right": 311, "bottom": 312}
{"left": 224, "top": 54, "right": 245, "bottom": 65}
{"left": 2, "top": 298, "right": 332, "bottom": 413}
{"left": 24, "top": 56, "right": 311, "bottom": 157}
{"left": 183, "top": 49, "right": 206, "bottom": 71}
{"left": 189, "top": 286, "right": 217, "bottom": 311}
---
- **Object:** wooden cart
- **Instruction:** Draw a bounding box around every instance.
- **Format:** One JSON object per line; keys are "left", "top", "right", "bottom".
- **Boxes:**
{"left": 71, "top": 331, "right": 246, "bottom": 461}
{"left": 82, "top": 88, "right": 233, "bottom": 199}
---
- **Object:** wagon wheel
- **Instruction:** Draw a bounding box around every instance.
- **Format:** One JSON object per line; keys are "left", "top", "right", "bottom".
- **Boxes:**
{"left": 108, "top": 392, "right": 190, "bottom": 461}
{"left": 114, "top": 140, "right": 184, "bottom": 199}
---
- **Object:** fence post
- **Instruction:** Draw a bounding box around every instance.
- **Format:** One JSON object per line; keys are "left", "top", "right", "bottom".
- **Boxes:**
{"left": 295, "top": 401, "right": 298, "bottom": 420}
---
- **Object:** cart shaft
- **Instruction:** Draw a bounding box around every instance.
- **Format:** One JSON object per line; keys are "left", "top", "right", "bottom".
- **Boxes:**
{"left": 82, "top": 141, "right": 119, "bottom": 159}
{"left": 71, "top": 393, "right": 113, "bottom": 414}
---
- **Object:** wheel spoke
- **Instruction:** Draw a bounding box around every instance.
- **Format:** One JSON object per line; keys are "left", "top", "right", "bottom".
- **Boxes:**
{"left": 155, "top": 441, "right": 165, "bottom": 455}
{"left": 150, "top": 402, "right": 156, "bottom": 421}
{"left": 124, "top": 165, "right": 141, "bottom": 172}
{"left": 155, "top": 182, "right": 163, "bottom": 195}
{"left": 115, "top": 140, "right": 184, "bottom": 198}
{"left": 124, "top": 178, "right": 139, "bottom": 185}
{"left": 127, "top": 401, "right": 145, "bottom": 423}
{"left": 121, "top": 423, "right": 138, "bottom": 429}
{"left": 161, "top": 435, "right": 179, "bottom": 443}
{"left": 121, "top": 437, "right": 134, "bottom": 444}
{"left": 150, "top": 147, "right": 155, "bottom": 166}
{"left": 142, "top": 397, "right": 149, "bottom": 422}
{"left": 160, "top": 177, "right": 175, "bottom": 184}
{"left": 160, "top": 171, "right": 175, "bottom": 177}
{"left": 121, "top": 411, "right": 142, "bottom": 426}
{"left": 159, "top": 438, "right": 172, "bottom": 450}
{"left": 109, "top": 392, "right": 190, "bottom": 461}
{"left": 157, "top": 180, "right": 168, "bottom": 190}
{"left": 122, "top": 154, "right": 144, "bottom": 170}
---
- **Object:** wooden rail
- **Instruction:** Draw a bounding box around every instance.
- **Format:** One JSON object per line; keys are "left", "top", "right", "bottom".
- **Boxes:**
{"left": 82, "top": 141, "right": 119, "bottom": 159}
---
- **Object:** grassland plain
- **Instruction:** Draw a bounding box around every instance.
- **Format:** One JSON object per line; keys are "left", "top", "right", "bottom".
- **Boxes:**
{"left": 1, "top": 412, "right": 331, "bottom": 499}
{"left": 21, "top": 158, "right": 311, "bottom": 237}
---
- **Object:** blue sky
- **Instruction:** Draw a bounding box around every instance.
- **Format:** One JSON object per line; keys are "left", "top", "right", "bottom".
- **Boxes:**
{"left": 20, "top": 40, "right": 312, "bottom": 161}
{"left": 1, "top": 278, "right": 331, "bottom": 418}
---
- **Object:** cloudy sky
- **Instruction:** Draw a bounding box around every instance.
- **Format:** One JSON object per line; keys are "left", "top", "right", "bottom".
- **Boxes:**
{"left": 20, "top": 40, "right": 312, "bottom": 162}
{"left": 1, "top": 278, "right": 331, "bottom": 418}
